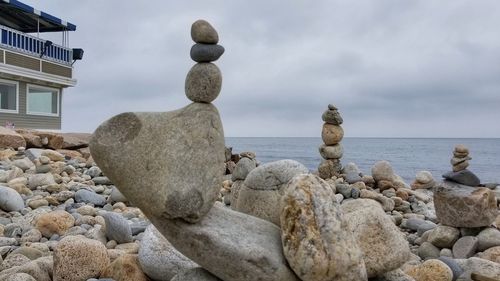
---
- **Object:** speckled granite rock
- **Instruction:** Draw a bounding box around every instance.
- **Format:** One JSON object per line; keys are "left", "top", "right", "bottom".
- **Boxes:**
{"left": 90, "top": 102, "right": 225, "bottom": 223}
{"left": 434, "top": 181, "right": 497, "bottom": 228}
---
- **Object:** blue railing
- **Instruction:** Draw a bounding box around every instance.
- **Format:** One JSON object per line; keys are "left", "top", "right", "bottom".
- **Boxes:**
{"left": 0, "top": 24, "right": 72, "bottom": 65}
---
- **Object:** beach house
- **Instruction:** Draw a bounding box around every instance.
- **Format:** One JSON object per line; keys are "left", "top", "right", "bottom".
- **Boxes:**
{"left": 0, "top": 0, "right": 83, "bottom": 130}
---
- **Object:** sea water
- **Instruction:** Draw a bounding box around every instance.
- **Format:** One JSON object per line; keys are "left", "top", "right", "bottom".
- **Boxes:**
{"left": 225, "top": 137, "right": 500, "bottom": 183}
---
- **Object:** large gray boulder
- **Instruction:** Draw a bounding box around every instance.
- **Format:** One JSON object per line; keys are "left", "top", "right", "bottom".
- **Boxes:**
{"left": 280, "top": 174, "right": 367, "bottom": 281}
{"left": 341, "top": 199, "right": 411, "bottom": 277}
{"left": 234, "top": 159, "right": 308, "bottom": 225}
{"left": 153, "top": 203, "right": 300, "bottom": 281}
{"left": 138, "top": 225, "right": 198, "bottom": 281}
{"left": 90, "top": 102, "right": 225, "bottom": 223}
{"left": 231, "top": 157, "right": 256, "bottom": 181}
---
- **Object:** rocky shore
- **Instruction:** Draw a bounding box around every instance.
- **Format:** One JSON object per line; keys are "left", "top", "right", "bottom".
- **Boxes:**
{"left": 1, "top": 19, "right": 499, "bottom": 281}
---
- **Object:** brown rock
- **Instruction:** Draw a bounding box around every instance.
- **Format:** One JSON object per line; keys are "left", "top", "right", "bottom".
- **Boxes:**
{"left": 434, "top": 182, "right": 497, "bottom": 228}
{"left": 0, "top": 127, "right": 26, "bottom": 149}
{"left": 35, "top": 210, "right": 75, "bottom": 238}
{"left": 56, "top": 149, "right": 82, "bottom": 159}
{"left": 378, "top": 180, "right": 396, "bottom": 191}
{"left": 452, "top": 161, "right": 469, "bottom": 172}
{"left": 100, "top": 254, "right": 149, "bottom": 281}
{"left": 455, "top": 144, "right": 469, "bottom": 154}
{"left": 36, "top": 132, "right": 64, "bottom": 149}
{"left": 60, "top": 133, "right": 91, "bottom": 149}
{"left": 396, "top": 189, "right": 409, "bottom": 200}
{"left": 53, "top": 236, "right": 110, "bottom": 281}
{"left": 41, "top": 150, "right": 65, "bottom": 162}
{"left": 478, "top": 246, "right": 500, "bottom": 263}
{"left": 16, "top": 130, "right": 43, "bottom": 148}
{"left": 191, "top": 19, "right": 219, "bottom": 44}
{"left": 77, "top": 147, "right": 91, "bottom": 159}
{"left": 405, "top": 259, "right": 453, "bottom": 281}
{"left": 321, "top": 123, "right": 344, "bottom": 145}
{"left": 281, "top": 174, "right": 367, "bottom": 281}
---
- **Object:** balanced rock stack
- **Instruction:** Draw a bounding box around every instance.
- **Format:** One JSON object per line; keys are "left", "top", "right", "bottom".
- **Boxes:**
{"left": 411, "top": 170, "right": 436, "bottom": 189}
{"left": 186, "top": 20, "right": 224, "bottom": 103}
{"left": 318, "top": 104, "right": 344, "bottom": 179}
{"left": 442, "top": 145, "right": 480, "bottom": 187}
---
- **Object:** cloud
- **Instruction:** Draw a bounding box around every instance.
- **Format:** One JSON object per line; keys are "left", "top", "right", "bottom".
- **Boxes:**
{"left": 22, "top": 0, "right": 500, "bottom": 137}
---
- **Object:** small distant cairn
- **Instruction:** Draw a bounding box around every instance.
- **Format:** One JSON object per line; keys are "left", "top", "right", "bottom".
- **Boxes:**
{"left": 442, "top": 144, "right": 480, "bottom": 187}
{"left": 318, "top": 104, "right": 344, "bottom": 179}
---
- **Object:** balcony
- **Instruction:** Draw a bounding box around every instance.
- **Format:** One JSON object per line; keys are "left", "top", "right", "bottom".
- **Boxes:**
{"left": 0, "top": 24, "right": 72, "bottom": 65}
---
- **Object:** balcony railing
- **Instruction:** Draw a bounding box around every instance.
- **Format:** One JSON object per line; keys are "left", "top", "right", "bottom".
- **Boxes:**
{"left": 0, "top": 24, "right": 72, "bottom": 65}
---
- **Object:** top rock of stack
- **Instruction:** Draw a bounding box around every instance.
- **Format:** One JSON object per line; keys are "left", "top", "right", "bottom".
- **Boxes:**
{"left": 322, "top": 104, "right": 343, "bottom": 125}
{"left": 454, "top": 144, "right": 469, "bottom": 154}
{"left": 191, "top": 20, "right": 219, "bottom": 44}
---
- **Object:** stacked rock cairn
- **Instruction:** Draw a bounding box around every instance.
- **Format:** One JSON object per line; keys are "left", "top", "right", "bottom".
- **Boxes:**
{"left": 187, "top": 20, "right": 224, "bottom": 103}
{"left": 450, "top": 144, "right": 471, "bottom": 172}
{"left": 442, "top": 144, "right": 481, "bottom": 187}
{"left": 318, "top": 104, "right": 344, "bottom": 179}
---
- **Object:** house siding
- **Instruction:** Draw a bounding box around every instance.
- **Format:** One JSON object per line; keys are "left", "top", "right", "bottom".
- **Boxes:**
{"left": 0, "top": 80, "right": 61, "bottom": 129}
{"left": 42, "top": 61, "right": 72, "bottom": 78}
{"left": 4, "top": 52, "right": 40, "bottom": 71}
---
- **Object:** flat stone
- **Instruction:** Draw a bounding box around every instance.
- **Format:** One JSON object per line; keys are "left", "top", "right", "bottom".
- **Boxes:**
{"left": 477, "top": 227, "right": 500, "bottom": 251}
{"left": 452, "top": 236, "right": 478, "bottom": 259}
{"left": 342, "top": 199, "right": 410, "bottom": 277}
{"left": 281, "top": 174, "right": 367, "bottom": 281}
{"left": 75, "top": 189, "right": 106, "bottom": 207}
{"left": 138, "top": 225, "right": 198, "bottom": 281}
{"left": 103, "top": 212, "right": 133, "bottom": 244}
{"left": 170, "top": 268, "right": 222, "bottom": 281}
{"left": 318, "top": 143, "right": 343, "bottom": 159}
{"left": 190, "top": 43, "right": 225, "bottom": 62}
{"left": 234, "top": 160, "right": 308, "bottom": 225}
{"left": 442, "top": 170, "right": 480, "bottom": 186}
{"left": 450, "top": 156, "right": 471, "bottom": 166}
{"left": 428, "top": 226, "right": 460, "bottom": 248}
{"left": 434, "top": 182, "right": 497, "bottom": 227}
{"left": 452, "top": 161, "right": 469, "bottom": 172}
{"left": 318, "top": 159, "right": 342, "bottom": 179}
{"left": 416, "top": 171, "right": 434, "bottom": 184}
{"left": 321, "top": 124, "right": 344, "bottom": 145}
{"left": 152, "top": 203, "right": 300, "bottom": 281}
{"left": 90, "top": 103, "right": 225, "bottom": 223}
{"left": 0, "top": 186, "right": 24, "bottom": 212}
{"left": 191, "top": 19, "right": 219, "bottom": 44}
{"left": 185, "top": 63, "right": 222, "bottom": 103}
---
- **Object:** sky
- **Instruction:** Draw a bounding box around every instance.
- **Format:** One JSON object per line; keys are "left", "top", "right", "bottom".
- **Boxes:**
{"left": 22, "top": 0, "right": 500, "bottom": 137}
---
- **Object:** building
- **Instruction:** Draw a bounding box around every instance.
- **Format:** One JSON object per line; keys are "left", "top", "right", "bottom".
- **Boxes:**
{"left": 0, "top": 0, "right": 83, "bottom": 130}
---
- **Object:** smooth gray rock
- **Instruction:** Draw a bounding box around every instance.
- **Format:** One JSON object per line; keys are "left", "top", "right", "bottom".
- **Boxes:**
{"left": 185, "top": 63, "right": 222, "bottom": 103}
{"left": 191, "top": 19, "right": 219, "bottom": 44}
{"left": 92, "top": 176, "right": 112, "bottom": 185}
{"left": 108, "top": 187, "right": 127, "bottom": 203}
{"left": 418, "top": 242, "right": 441, "bottom": 260}
{"left": 90, "top": 103, "right": 225, "bottom": 223}
{"left": 138, "top": 225, "right": 198, "bottom": 281}
{"left": 477, "top": 227, "right": 500, "bottom": 251}
{"left": 27, "top": 174, "right": 55, "bottom": 189}
{"left": 102, "top": 212, "right": 133, "bottom": 244}
{"left": 231, "top": 157, "right": 256, "bottom": 181}
{"left": 0, "top": 186, "right": 24, "bottom": 212}
{"left": 438, "top": 256, "right": 463, "bottom": 281}
{"left": 442, "top": 169, "right": 480, "bottom": 186}
{"left": 234, "top": 160, "right": 308, "bottom": 225}
{"left": 153, "top": 203, "right": 300, "bottom": 281}
{"left": 12, "top": 158, "right": 34, "bottom": 171}
{"left": 75, "top": 189, "right": 106, "bottom": 207}
{"left": 190, "top": 44, "right": 225, "bottom": 62}
{"left": 281, "top": 174, "right": 367, "bottom": 281}
{"left": 428, "top": 225, "right": 460, "bottom": 248}
{"left": 455, "top": 257, "right": 500, "bottom": 280}
{"left": 452, "top": 236, "right": 478, "bottom": 259}
{"left": 318, "top": 143, "right": 343, "bottom": 159}
{"left": 417, "top": 221, "right": 438, "bottom": 236}
{"left": 342, "top": 199, "right": 410, "bottom": 278}
{"left": 170, "top": 267, "right": 221, "bottom": 281}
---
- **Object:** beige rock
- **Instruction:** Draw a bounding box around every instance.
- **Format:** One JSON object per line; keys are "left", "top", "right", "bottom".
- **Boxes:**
{"left": 405, "top": 259, "right": 452, "bottom": 281}
{"left": 191, "top": 19, "right": 219, "bottom": 44}
{"left": 321, "top": 123, "right": 344, "bottom": 145}
{"left": 53, "top": 236, "right": 110, "bottom": 281}
{"left": 90, "top": 103, "right": 225, "bottom": 223}
{"left": 318, "top": 159, "right": 342, "bottom": 179}
{"left": 100, "top": 254, "right": 149, "bottom": 281}
{"left": 41, "top": 150, "right": 64, "bottom": 162}
{"left": 342, "top": 199, "right": 410, "bottom": 277}
{"left": 452, "top": 161, "right": 469, "bottom": 172}
{"left": 0, "top": 127, "right": 26, "bottom": 149}
{"left": 372, "top": 160, "right": 395, "bottom": 182}
{"left": 360, "top": 189, "right": 395, "bottom": 211}
{"left": 185, "top": 63, "right": 222, "bottom": 103}
{"left": 281, "top": 174, "right": 367, "bottom": 281}
{"left": 35, "top": 210, "right": 75, "bottom": 238}
{"left": 478, "top": 246, "right": 500, "bottom": 263}
{"left": 454, "top": 144, "right": 469, "bottom": 154}
{"left": 0, "top": 256, "right": 53, "bottom": 281}
{"left": 318, "top": 143, "right": 343, "bottom": 159}
{"left": 434, "top": 182, "right": 497, "bottom": 228}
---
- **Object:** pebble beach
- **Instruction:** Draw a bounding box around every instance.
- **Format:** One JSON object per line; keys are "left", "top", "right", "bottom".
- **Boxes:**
{"left": 0, "top": 19, "right": 499, "bottom": 281}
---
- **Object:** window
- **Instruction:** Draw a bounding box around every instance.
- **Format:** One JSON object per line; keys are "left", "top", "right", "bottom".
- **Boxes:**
{"left": 0, "top": 79, "right": 19, "bottom": 113}
{"left": 27, "top": 85, "right": 59, "bottom": 116}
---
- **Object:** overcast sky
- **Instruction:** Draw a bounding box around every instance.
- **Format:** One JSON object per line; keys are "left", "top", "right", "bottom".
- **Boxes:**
{"left": 23, "top": 1, "right": 500, "bottom": 137}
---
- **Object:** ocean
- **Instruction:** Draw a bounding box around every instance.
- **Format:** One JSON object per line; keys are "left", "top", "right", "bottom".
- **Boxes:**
{"left": 225, "top": 138, "right": 500, "bottom": 184}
